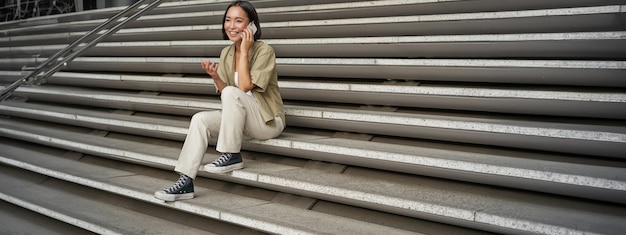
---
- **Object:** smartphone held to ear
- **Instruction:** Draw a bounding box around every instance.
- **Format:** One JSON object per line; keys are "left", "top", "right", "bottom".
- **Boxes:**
{"left": 248, "top": 21, "right": 258, "bottom": 35}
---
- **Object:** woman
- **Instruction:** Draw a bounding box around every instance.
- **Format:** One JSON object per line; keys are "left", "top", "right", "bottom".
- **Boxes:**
{"left": 155, "top": 0, "right": 285, "bottom": 202}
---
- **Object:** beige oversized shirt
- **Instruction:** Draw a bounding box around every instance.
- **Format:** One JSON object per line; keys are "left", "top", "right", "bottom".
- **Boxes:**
{"left": 216, "top": 41, "right": 286, "bottom": 127}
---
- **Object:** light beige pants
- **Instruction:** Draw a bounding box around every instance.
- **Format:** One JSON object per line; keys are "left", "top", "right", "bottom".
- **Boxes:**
{"left": 174, "top": 86, "right": 284, "bottom": 179}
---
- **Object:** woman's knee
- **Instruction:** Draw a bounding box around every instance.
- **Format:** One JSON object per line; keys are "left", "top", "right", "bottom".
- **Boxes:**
{"left": 191, "top": 111, "right": 220, "bottom": 123}
{"left": 221, "top": 86, "right": 238, "bottom": 98}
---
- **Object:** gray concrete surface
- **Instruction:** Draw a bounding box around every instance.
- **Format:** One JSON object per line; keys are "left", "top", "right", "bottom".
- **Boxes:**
{"left": 1, "top": 0, "right": 625, "bottom": 234}
{"left": 1, "top": 132, "right": 626, "bottom": 234}
{"left": 2, "top": 87, "right": 624, "bottom": 158}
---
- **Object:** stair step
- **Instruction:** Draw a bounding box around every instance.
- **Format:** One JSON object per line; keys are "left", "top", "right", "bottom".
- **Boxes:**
{"left": 0, "top": 166, "right": 220, "bottom": 235}
{"left": 5, "top": 0, "right": 622, "bottom": 36}
{"left": 107, "top": 5, "right": 626, "bottom": 40}
{"left": 2, "top": 5, "right": 624, "bottom": 47}
{"left": 1, "top": 107, "right": 625, "bottom": 204}
{"left": 0, "top": 199, "right": 96, "bottom": 235}
{"left": 1, "top": 70, "right": 623, "bottom": 119}
{"left": 109, "top": 0, "right": 626, "bottom": 30}
{"left": 64, "top": 31, "right": 626, "bottom": 59}
{"left": 73, "top": 57, "right": 626, "bottom": 87}
{"left": 4, "top": 32, "right": 625, "bottom": 59}
{"left": 1, "top": 1, "right": 625, "bottom": 233}
{"left": 1, "top": 124, "right": 625, "bottom": 234}
{"left": 2, "top": 88, "right": 624, "bottom": 158}
{"left": 3, "top": 55, "right": 624, "bottom": 87}
{"left": 0, "top": 139, "right": 422, "bottom": 235}
{"left": 0, "top": 0, "right": 363, "bottom": 33}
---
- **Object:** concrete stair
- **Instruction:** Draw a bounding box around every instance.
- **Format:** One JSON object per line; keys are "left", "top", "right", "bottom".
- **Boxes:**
{"left": 2, "top": 85, "right": 624, "bottom": 158}
{"left": 0, "top": 197, "right": 97, "bottom": 235}
{"left": 1, "top": 0, "right": 625, "bottom": 234}
{"left": 1, "top": 114, "right": 626, "bottom": 234}
{"left": 0, "top": 162, "right": 221, "bottom": 235}
{"left": 0, "top": 138, "right": 423, "bottom": 235}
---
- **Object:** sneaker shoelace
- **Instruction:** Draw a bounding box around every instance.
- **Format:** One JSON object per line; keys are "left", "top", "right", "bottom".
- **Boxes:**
{"left": 164, "top": 175, "right": 189, "bottom": 193}
{"left": 211, "top": 153, "right": 232, "bottom": 166}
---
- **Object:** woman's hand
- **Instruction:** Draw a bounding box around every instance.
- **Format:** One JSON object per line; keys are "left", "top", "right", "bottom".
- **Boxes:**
{"left": 240, "top": 27, "right": 254, "bottom": 52}
{"left": 201, "top": 60, "right": 226, "bottom": 93}
{"left": 201, "top": 60, "right": 219, "bottom": 78}
{"left": 235, "top": 26, "right": 255, "bottom": 92}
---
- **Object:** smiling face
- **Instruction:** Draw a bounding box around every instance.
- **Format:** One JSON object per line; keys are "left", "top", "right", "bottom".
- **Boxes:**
{"left": 223, "top": 6, "right": 250, "bottom": 43}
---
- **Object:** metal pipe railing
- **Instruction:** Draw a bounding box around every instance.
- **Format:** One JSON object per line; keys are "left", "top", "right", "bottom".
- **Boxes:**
{"left": 0, "top": 0, "right": 164, "bottom": 101}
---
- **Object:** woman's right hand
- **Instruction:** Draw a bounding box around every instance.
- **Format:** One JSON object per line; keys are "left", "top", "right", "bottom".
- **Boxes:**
{"left": 201, "top": 60, "right": 219, "bottom": 78}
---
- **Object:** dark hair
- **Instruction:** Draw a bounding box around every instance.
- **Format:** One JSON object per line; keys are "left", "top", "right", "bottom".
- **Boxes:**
{"left": 221, "top": 1, "right": 261, "bottom": 41}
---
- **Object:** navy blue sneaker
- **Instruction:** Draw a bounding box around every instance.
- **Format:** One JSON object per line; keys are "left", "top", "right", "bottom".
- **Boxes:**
{"left": 154, "top": 174, "right": 194, "bottom": 201}
{"left": 203, "top": 153, "right": 244, "bottom": 174}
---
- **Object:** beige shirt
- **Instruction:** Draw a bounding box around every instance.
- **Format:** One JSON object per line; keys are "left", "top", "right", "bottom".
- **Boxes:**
{"left": 216, "top": 41, "right": 285, "bottom": 127}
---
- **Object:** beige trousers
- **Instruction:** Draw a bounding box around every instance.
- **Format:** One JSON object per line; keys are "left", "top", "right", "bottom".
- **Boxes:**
{"left": 174, "top": 86, "right": 284, "bottom": 179}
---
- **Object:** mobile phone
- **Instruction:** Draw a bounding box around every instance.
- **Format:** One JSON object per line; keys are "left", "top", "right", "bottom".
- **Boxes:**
{"left": 248, "top": 21, "right": 258, "bottom": 35}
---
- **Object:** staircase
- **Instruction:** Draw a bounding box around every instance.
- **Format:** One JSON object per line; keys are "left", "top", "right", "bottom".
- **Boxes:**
{"left": 1, "top": 0, "right": 625, "bottom": 234}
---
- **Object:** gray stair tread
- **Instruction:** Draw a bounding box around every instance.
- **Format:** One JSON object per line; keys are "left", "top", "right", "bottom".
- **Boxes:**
{"left": 0, "top": 167, "right": 215, "bottom": 235}
{"left": 5, "top": 0, "right": 621, "bottom": 34}
{"left": 1, "top": 117, "right": 624, "bottom": 228}
{"left": 4, "top": 55, "right": 621, "bottom": 70}
{"left": 5, "top": 70, "right": 626, "bottom": 104}
{"left": 3, "top": 56, "right": 624, "bottom": 86}
{"left": 101, "top": 5, "right": 623, "bottom": 40}
{"left": 2, "top": 56, "right": 625, "bottom": 87}
{"left": 3, "top": 87, "right": 625, "bottom": 159}
{"left": 1, "top": 130, "right": 625, "bottom": 234}
{"left": 2, "top": 0, "right": 624, "bottom": 234}
{"left": 266, "top": 168, "right": 626, "bottom": 234}
{"left": 5, "top": 86, "right": 624, "bottom": 134}
{"left": 4, "top": 70, "right": 622, "bottom": 104}
{"left": 0, "top": 200, "right": 95, "bottom": 235}
{"left": 63, "top": 56, "right": 626, "bottom": 70}
{"left": 3, "top": 4, "right": 624, "bottom": 45}
{"left": 2, "top": 114, "right": 626, "bottom": 200}
{"left": 3, "top": 70, "right": 624, "bottom": 119}
{"left": 0, "top": 142, "right": 419, "bottom": 235}
{"left": 0, "top": 0, "right": 232, "bottom": 31}
{"left": 2, "top": 114, "right": 625, "bottom": 192}
{"left": 0, "top": 0, "right": 365, "bottom": 34}
{"left": 4, "top": 32, "right": 625, "bottom": 59}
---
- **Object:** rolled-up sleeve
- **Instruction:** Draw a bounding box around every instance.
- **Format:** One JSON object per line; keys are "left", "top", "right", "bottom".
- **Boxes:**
{"left": 250, "top": 47, "right": 276, "bottom": 93}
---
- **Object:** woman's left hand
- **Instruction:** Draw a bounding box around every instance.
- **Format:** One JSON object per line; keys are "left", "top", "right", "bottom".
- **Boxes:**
{"left": 201, "top": 60, "right": 219, "bottom": 78}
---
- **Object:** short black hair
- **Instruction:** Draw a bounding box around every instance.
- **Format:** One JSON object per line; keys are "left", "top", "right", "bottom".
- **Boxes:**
{"left": 221, "top": 1, "right": 261, "bottom": 41}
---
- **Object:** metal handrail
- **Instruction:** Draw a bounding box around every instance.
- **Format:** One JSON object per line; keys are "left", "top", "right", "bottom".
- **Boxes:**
{"left": 0, "top": 0, "right": 164, "bottom": 101}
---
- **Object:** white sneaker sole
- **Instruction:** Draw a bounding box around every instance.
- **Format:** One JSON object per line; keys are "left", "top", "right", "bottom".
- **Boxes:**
{"left": 203, "top": 162, "right": 244, "bottom": 174}
{"left": 154, "top": 191, "right": 194, "bottom": 202}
